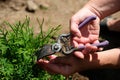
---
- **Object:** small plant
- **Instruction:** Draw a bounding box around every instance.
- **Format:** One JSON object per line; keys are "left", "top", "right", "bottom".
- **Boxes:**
{"left": 0, "top": 17, "right": 65, "bottom": 80}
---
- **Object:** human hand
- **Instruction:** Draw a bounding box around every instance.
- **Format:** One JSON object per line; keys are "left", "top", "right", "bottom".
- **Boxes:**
{"left": 37, "top": 53, "right": 100, "bottom": 77}
{"left": 37, "top": 55, "right": 81, "bottom": 77}
{"left": 37, "top": 54, "right": 87, "bottom": 77}
{"left": 70, "top": 8, "right": 101, "bottom": 58}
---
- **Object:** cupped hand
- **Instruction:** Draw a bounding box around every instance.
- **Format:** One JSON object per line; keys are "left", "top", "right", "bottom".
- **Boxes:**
{"left": 37, "top": 54, "right": 87, "bottom": 77}
{"left": 37, "top": 53, "right": 99, "bottom": 77}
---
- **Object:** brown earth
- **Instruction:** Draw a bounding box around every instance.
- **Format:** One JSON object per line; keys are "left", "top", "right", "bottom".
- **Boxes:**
{"left": 0, "top": 0, "right": 88, "bottom": 34}
{"left": 0, "top": 0, "right": 120, "bottom": 33}
{"left": 0, "top": 0, "right": 120, "bottom": 80}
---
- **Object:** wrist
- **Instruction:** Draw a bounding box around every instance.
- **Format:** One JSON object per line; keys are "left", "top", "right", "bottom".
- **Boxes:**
{"left": 79, "top": 53, "right": 101, "bottom": 71}
{"left": 83, "top": 2, "right": 103, "bottom": 20}
{"left": 83, "top": 0, "right": 120, "bottom": 19}
{"left": 79, "top": 48, "right": 120, "bottom": 71}
{"left": 98, "top": 48, "right": 120, "bottom": 68}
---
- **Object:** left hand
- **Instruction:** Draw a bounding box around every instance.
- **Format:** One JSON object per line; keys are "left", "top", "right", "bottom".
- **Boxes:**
{"left": 37, "top": 54, "right": 86, "bottom": 77}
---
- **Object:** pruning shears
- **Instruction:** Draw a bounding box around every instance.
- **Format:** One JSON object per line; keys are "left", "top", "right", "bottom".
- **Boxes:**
{"left": 36, "top": 16, "right": 109, "bottom": 60}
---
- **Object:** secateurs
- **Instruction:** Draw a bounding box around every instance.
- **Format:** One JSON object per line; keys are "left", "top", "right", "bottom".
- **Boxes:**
{"left": 36, "top": 16, "right": 109, "bottom": 60}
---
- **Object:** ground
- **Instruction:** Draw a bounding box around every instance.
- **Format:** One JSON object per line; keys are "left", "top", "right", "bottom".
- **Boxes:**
{"left": 0, "top": 0, "right": 88, "bottom": 34}
{"left": 0, "top": 0, "right": 120, "bottom": 33}
{"left": 0, "top": 0, "right": 120, "bottom": 80}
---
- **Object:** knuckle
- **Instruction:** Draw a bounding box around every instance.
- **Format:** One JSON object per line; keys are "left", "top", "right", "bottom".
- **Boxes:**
{"left": 70, "top": 16, "right": 76, "bottom": 22}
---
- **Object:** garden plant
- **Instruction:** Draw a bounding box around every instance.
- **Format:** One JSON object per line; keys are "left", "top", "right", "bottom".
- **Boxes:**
{"left": 0, "top": 17, "right": 65, "bottom": 80}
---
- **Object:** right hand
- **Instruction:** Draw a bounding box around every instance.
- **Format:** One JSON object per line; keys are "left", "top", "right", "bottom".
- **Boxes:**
{"left": 70, "top": 7, "right": 101, "bottom": 58}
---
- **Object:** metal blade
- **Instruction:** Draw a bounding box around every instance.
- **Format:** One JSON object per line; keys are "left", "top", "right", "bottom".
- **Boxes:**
{"left": 35, "top": 44, "right": 55, "bottom": 60}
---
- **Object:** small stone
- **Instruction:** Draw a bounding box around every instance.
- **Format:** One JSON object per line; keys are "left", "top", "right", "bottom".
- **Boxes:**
{"left": 10, "top": 4, "right": 21, "bottom": 11}
{"left": 26, "top": 0, "right": 38, "bottom": 12}
{"left": 39, "top": 2, "right": 49, "bottom": 10}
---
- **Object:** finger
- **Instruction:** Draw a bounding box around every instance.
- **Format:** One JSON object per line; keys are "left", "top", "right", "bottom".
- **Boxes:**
{"left": 72, "top": 36, "right": 82, "bottom": 43}
{"left": 39, "top": 58, "right": 72, "bottom": 76}
{"left": 93, "top": 40, "right": 103, "bottom": 51}
{"left": 37, "top": 59, "right": 49, "bottom": 65}
{"left": 73, "top": 36, "right": 95, "bottom": 44}
{"left": 93, "top": 40, "right": 104, "bottom": 51}
{"left": 82, "top": 43, "right": 98, "bottom": 54}
{"left": 37, "top": 59, "right": 49, "bottom": 69}
{"left": 73, "top": 51, "right": 84, "bottom": 59}
{"left": 38, "top": 60, "right": 58, "bottom": 74}
{"left": 72, "top": 40, "right": 79, "bottom": 47}
{"left": 70, "top": 19, "right": 81, "bottom": 38}
{"left": 48, "top": 55, "right": 57, "bottom": 60}
{"left": 93, "top": 40, "right": 100, "bottom": 44}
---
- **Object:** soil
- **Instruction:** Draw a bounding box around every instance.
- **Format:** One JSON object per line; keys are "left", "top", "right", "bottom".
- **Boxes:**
{"left": 0, "top": 0, "right": 120, "bottom": 80}
{"left": 0, "top": 0, "right": 88, "bottom": 34}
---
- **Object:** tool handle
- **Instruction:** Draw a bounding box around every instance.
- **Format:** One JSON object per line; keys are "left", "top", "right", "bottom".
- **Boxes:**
{"left": 77, "top": 16, "right": 109, "bottom": 51}
{"left": 78, "top": 16, "right": 96, "bottom": 29}
{"left": 62, "top": 16, "right": 109, "bottom": 55}
{"left": 77, "top": 40, "right": 109, "bottom": 50}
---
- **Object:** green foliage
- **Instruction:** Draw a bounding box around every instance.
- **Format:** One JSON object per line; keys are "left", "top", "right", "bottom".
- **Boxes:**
{"left": 0, "top": 17, "right": 65, "bottom": 80}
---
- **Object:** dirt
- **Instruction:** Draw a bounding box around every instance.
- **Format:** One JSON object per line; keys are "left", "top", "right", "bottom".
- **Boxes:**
{"left": 0, "top": 0, "right": 120, "bottom": 80}
{"left": 0, "top": 0, "right": 120, "bottom": 33}
{"left": 0, "top": 0, "right": 88, "bottom": 34}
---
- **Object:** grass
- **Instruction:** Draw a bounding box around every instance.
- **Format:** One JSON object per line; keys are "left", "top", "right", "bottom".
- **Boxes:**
{"left": 0, "top": 17, "right": 65, "bottom": 80}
